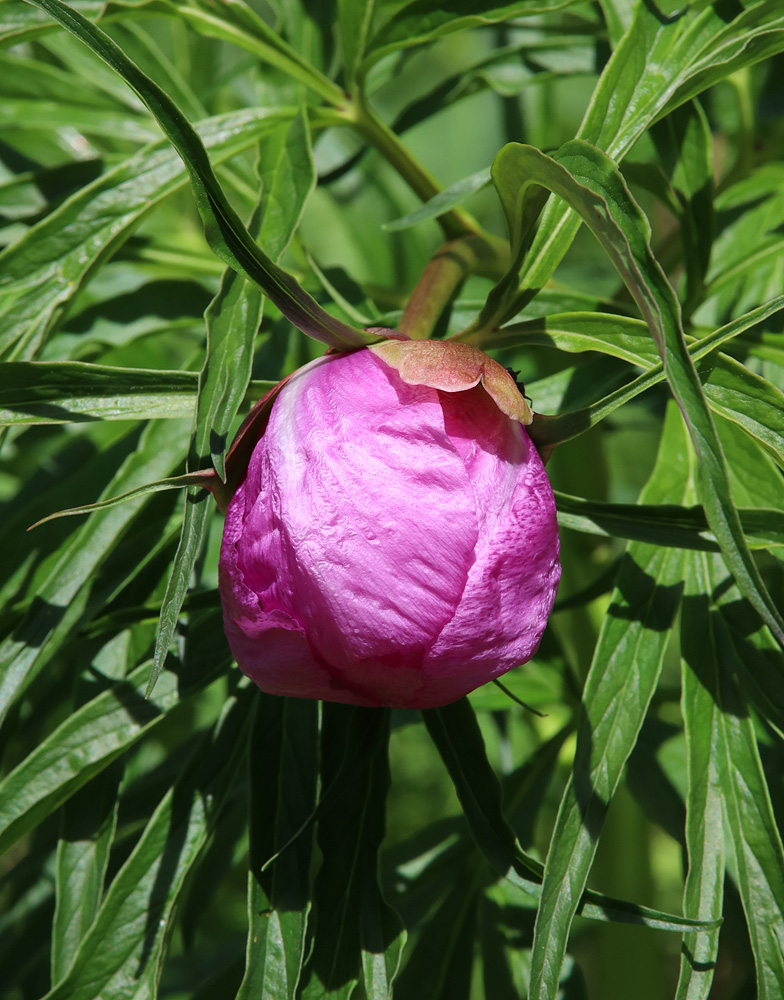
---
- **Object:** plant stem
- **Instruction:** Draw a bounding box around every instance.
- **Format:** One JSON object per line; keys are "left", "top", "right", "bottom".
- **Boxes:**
{"left": 400, "top": 235, "right": 510, "bottom": 340}
{"left": 344, "top": 94, "right": 482, "bottom": 241}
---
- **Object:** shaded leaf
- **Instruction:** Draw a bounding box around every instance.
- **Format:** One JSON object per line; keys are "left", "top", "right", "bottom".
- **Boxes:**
{"left": 25, "top": 0, "right": 370, "bottom": 350}
{"left": 237, "top": 696, "right": 319, "bottom": 1000}
{"left": 517, "top": 1, "right": 784, "bottom": 299}
{"left": 339, "top": 0, "right": 376, "bottom": 89}
{"left": 365, "top": 0, "right": 583, "bottom": 65}
{"left": 555, "top": 491, "right": 784, "bottom": 551}
{"left": 0, "top": 362, "right": 277, "bottom": 426}
{"left": 0, "top": 418, "right": 189, "bottom": 726}
{"left": 300, "top": 706, "right": 405, "bottom": 1000}
{"left": 0, "top": 108, "right": 292, "bottom": 362}
{"left": 425, "top": 698, "right": 717, "bottom": 933}
{"left": 0, "top": 654, "right": 222, "bottom": 860}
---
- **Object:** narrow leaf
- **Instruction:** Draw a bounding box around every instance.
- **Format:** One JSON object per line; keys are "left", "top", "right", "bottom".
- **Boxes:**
{"left": 676, "top": 553, "right": 726, "bottom": 1000}
{"left": 22, "top": 0, "right": 371, "bottom": 350}
{"left": 51, "top": 766, "right": 121, "bottom": 982}
{"left": 555, "top": 492, "right": 784, "bottom": 551}
{"left": 149, "top": 108, "right": 316, "bottom": 695}
{"left": 0, "top": 418, "right": 189, "bottom": 726}
{"left": 0, "top": 362, "right": 277, "bottom": 426}
{"left": 339, "top": 0, "right": 376, "bottom": 88}
{"left": 516, "top": 2, "right": 784, "bottom": 299}
{"left": 383, "top": 169, "right": 491, "bottom": 232}
{"left": 300, "top": 706, "right": 405, "bottom": 1000}
{"left": 237, "top": 696, "right": 319, "bottom": 1000}
{"left": 528, "top": 402, "right": 691, "bottom": 1000}
{"left": 0, "top": 108, "right": 291, "bottom": 363}
{"left": 42, "top": 693, "right": 252, "bottom": 1000}
{"left": 366, "top": 0, "right": 582, "bottom": 64}
{"left": 491, "top": 141, "right": 784, "bottom": 645}
{"left": 0, "top": 658, "right": 209, "bottom": 860}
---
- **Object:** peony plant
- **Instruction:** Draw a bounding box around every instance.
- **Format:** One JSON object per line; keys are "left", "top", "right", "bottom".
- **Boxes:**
{"left": 6, "top": 1, "right": 784, "bottom": 998}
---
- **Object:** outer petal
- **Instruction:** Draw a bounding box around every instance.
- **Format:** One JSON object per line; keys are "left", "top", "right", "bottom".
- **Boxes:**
{"left": 423, "top": 410, "right": 561, "bottom": 701}
{"left": 220, "top": 475, "right": 374, "bottom": 704}
{"left": 226, "top": 350, "right": 481, "bottom": 704}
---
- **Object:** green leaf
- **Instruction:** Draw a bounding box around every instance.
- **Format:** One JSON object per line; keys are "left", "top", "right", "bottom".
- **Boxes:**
{"left": 198, "top": 109, "right": 315, "bottom": 474}
{"left": 0, "top": 362, "right": 277, "bottom": 426}
{"left": 1, "top": 0, "right": 345, "bottom": 105}
{"left": 49, "top": 627, "right": 130, "bottom": 981}
{"left": 555, "top": 491, "right": 784, "bottom": 551}
{"left": 382, "top": 168, "right": 491, "bottom": 232}
{"left": 424, "top": 698, "right": 716, "bottom": 934}
{"left": 650, "top": 100, "right": 714, "bottom": 316}
{"left": 237, "top": 696, "right": 319, "bottom": 1000}
{"left": 172, "top": 0, "right": 346, "bottom": 105}
{"left": 0, "top": 0, "right": 149, "bottom": 42}
{"left": 23, "top": 0, "right": 370, "bottom": 351}
{"left": 0, "top": 362, "right": 199, "bottom": 424}
{"left": 394, "top": 878, "right": 478, "bottom": 1000}
{"left": 490, "top": 141, "right": 784, "bottom": 647}
{"left": 478, "top": 296, "right": 784, "bottom": 367}
{"left": 0, "top": 107, "right": 292, "bottom": 362}
{"left": 467, "top": 309, "right": 656, "bottom": 361}
{"left": 708, "top": 166, "right": 784, "bottom": 314}
{"left": 0, "top": 97, "right": 159, "bottom": 144}
{"left": 339, "top": 0, "right": 376, "bottom": 89}
{"left": 28, "top": 469, "right": 213, "bottom": 529}
{"left": 676, "top": 554, "right": 726, "bottom": 1000}
{"left": 423, "top": 700, "right": 520, "bottom": 878}
{"left": 51, "top": 765, "right": 121, "bottom": 983}
{"left": 149, "top": 108, "right": 316, "bottom": 695}
{"left": 524, "top": 300, "right": 784, "bottom": 458}
{"left": 516, "top": 1, "right": 784, "bottom": 299}
{"left": 702, "top": 354, "right": 784, "bottom": 472}
{"left": 683, "top": 551, "right": 784, "bottom": 998}
{"left": 43, "top": 692, "right": 252, "bottom": 999}
{"left": 0, "top": 418, "right": 189, "bottom": 726}
{"left": 365, "top": 0, "right": 582, "bottom": 65}
{"left": 0, "top": 655, "right": 216, "bottom": 860}
{"left": 300, "top": 706, "right": 405, "bottom": 1000}
{"left": 528, "top": 402, "right": 690, "bottom": 1000}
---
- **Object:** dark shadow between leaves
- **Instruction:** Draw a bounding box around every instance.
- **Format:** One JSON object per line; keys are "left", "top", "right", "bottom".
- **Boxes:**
{"left": 680, "top": 941, "right": 717, "bottom": 974}
{"left": 11, "top": 596, "right": 66, "bottom": 651}
{"left": 136, "top": 779, "right": 193, "bottom": 977}
{"left": 63, "top": 279, "right": 211, "bottom": 334}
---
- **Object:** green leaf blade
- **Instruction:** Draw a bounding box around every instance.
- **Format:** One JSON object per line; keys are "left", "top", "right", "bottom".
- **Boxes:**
{"left": 21, "top": 0, "right": 371, "bottom": 351}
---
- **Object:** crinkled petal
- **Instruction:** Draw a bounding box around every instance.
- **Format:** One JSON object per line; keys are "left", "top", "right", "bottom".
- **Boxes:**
{"left": 423, "top": 429, "right": 560, "bottom": 699}
{"left": 234, "top": 350, "right": 479, "bottom": 678}
{"left": 220, "top": 476, "right": 376, "bottom": 705}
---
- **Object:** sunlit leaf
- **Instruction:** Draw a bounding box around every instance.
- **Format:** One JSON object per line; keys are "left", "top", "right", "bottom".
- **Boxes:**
{"left": 528, "top": 403, "right": 691, "bottom": 1000}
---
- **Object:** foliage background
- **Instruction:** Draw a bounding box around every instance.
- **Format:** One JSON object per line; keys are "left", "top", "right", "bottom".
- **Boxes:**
{"left": 1, "top": 0, "right": 784, "bottom": 998}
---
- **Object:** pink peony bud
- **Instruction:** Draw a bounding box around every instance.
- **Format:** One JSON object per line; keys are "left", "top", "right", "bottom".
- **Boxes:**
{"left": 218, "top": 342, "right": 560, "bottom": 709}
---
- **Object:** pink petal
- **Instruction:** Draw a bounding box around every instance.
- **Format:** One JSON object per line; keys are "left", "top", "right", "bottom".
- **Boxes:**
{"left": 232, "top": 350, "right": 479, "bottom": 689}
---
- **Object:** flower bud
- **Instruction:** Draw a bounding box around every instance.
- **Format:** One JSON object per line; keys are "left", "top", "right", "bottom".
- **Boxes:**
{"left": 218, "top": 342, "right": 560, "bottom": 709}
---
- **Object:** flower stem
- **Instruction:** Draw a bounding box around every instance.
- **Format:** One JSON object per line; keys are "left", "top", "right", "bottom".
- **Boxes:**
{"left": 400, "top": 235, "right": 510, "bottom": 340}
{"left": 345, "top": 94, "right": 482, "bottom": 242}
